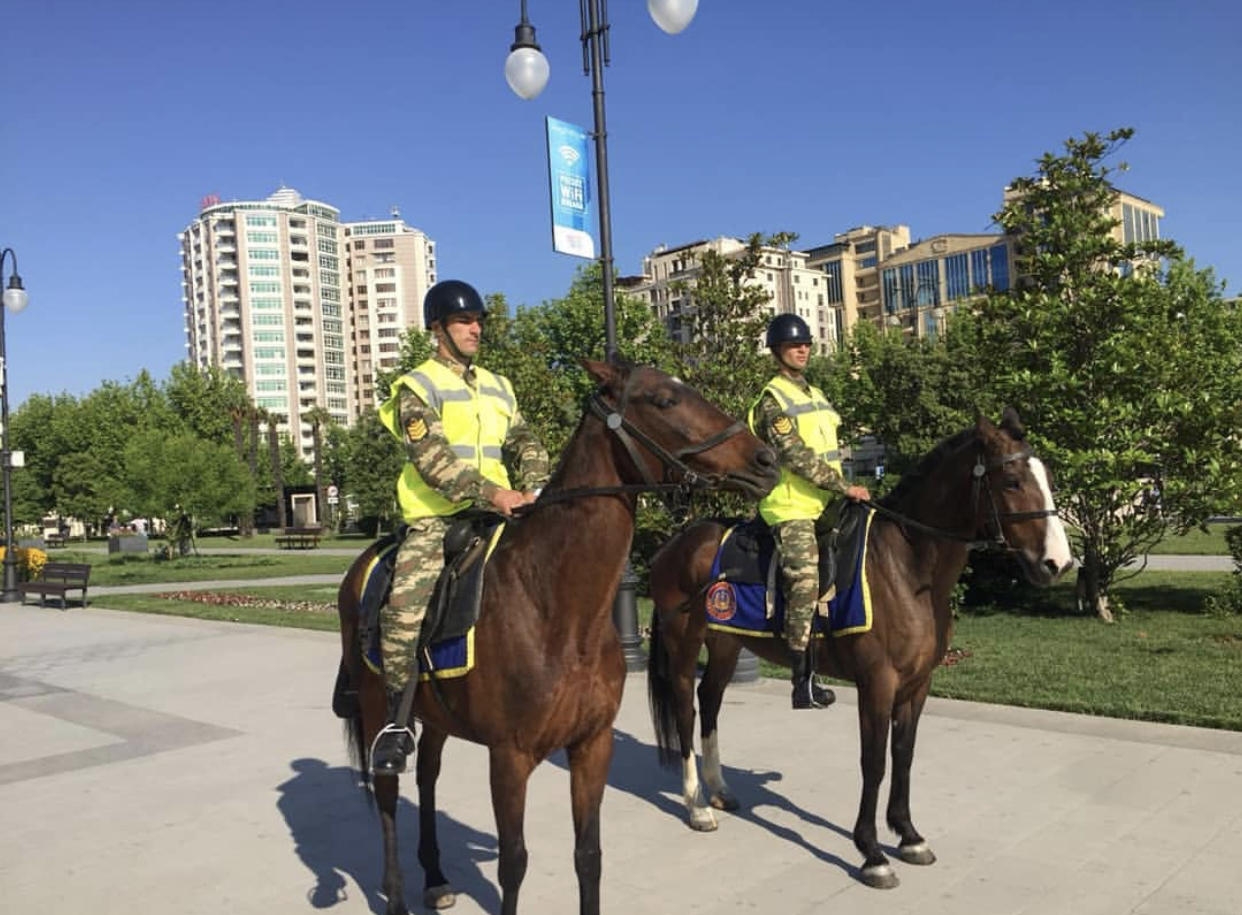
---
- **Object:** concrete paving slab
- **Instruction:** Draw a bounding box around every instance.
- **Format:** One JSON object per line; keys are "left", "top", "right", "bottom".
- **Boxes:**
{"left": 2, "top": 601, "right": 1241, "bottom": 915}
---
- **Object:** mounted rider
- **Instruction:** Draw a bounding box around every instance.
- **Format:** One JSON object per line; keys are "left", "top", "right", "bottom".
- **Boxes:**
{"left": 371, "top": 279, "right": 549, "bottom": 775}
{"left": 747, "top": 313, "right": 870, "bottom": 709}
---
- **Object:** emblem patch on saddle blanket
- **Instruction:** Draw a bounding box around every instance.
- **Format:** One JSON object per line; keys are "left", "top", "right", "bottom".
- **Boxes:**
{"left": 357, "top": 522, "right": 506, "bottom": 681}
{"left": 705, "top": 508, "right": 875, "bottom": 638}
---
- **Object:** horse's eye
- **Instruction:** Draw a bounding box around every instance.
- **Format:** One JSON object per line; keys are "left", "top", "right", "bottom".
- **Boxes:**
{"left": 1004, "top": 476, "right": 1023, "bottom": 492}
{"left": 649, "top": 391, "right": 678, "bottom": 409}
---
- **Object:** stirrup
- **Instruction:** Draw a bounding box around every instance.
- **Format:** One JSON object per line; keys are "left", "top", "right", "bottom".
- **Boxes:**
{"left": 369, "top": 721, "right": 415, "bottom": 775}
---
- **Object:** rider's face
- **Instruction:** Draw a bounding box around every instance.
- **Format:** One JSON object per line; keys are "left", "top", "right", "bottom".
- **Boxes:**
{"left": 439, "top": 313, "right": 484, "bottom": 359}
{"left": 777, "top": 341, "right": 811, "bottom": 372}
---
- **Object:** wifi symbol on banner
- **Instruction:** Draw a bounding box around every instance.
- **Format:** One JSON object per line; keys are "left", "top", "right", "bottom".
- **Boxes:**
{"left": 558, "top": 145, "right": 581, "bottom": 165}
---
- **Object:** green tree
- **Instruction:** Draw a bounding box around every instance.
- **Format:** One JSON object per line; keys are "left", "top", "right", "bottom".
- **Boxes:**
{"left": 343, "top": 408, "right": 402, "bottom": 534}
{"left": 670, "top": 234, "right": 785, "bottom": 422}
{"left": 122, "top": 430, "right": 256, "bottom": 542}
{"left": 978, "top": 128, "right": 1242, "bottom": 620}
{"left": 814, "top": 312, "right": 993, "bottom": 478}
{"left": 164, "top": 363, "right": 250, "bottom": 445}
{"left": 301, "top": 405, "right": 334, "bottom": 527}
{"left": 485, "top": 271, "right": 675, "bottom": 456}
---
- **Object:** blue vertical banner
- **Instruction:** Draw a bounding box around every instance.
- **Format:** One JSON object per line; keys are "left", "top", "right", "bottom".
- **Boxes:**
{"left": 545, "top": 117, "right": 595, "bottom": 259}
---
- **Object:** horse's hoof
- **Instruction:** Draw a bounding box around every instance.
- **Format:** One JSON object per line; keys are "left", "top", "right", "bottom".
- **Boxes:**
{"left": 859, "top": 863, "right": 900, "bottom": 889}
{"left": 688, "top": 809, "right": 719, "bottom": 832}
{"left": 423, "top": 884, "right": 456, "bottom": 909}
{"left": 709, "top": 790, "right": 739, "bottom": 812}
{"left": 896, "top": 841, "right": 936, "bottom": 866}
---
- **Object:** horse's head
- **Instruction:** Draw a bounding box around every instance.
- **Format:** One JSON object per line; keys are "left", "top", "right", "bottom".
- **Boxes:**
{"left": 583, "top": 359, "right": 779, "bottom": 499}
{"left": 972, "top": 408, "right": 1074, "bottom": 585}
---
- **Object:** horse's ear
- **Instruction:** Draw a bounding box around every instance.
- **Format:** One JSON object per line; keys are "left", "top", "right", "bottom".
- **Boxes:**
{"left": 974, "top": 408, "right": 996, "bottom": 435}
{"left": 581, "top": 358, "right": 623, "bottom": 389}
{"left": 1000, "top": 406, "right": 1026, "bottom": 440}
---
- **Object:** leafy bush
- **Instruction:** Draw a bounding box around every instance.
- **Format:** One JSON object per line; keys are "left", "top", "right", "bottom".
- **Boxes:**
{"left": 1205, "top": 525, "right": 1242, "bottom": 616}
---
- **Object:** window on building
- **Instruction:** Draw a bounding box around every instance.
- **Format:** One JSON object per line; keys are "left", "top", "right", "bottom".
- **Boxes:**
{"left": 989, "top": 244, "right": 1010, "bottom": 291}
{"left": 970, "top": 249, "right": 990, "bottom": 292}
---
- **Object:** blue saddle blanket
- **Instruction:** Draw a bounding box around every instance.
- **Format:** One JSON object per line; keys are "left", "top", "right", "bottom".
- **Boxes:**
{"left": 358, "top": 536, "right": 474, "bottom": 681}
{"left": 704, "top": 509, "right": 875, "bottom": 638}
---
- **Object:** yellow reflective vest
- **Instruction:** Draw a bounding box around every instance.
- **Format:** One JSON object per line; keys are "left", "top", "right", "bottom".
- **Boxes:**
{"left": 378, "top": 359, "right": 516, "bottom": 521}
{"left": 748, "top": 373, "right": 843, "bottom": 525}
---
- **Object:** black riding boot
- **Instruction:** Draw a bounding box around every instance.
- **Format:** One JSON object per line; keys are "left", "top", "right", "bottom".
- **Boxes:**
{"left": 790, "top": 649, "right": 835, "bottom": 710}
{"left": 371, "top": 691, "right": 415, "bottom": 776}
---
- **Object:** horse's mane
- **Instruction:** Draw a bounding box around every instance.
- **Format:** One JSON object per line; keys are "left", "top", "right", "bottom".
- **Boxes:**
{"left": 878, "top": 426, "right": 978, "bottom": 512}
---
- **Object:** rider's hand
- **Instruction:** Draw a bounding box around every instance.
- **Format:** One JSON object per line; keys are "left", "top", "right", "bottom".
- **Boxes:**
{"left": 490, "top": 488, "right": 529, "bottom": 516}
{"left": 844, "top": 485, "right": 872, "bottom": 502}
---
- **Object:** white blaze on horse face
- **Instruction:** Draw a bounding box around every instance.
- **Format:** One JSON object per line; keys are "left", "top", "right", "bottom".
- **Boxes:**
{"left": 1030, "top": 457, "right": 1073, "bottom": 573}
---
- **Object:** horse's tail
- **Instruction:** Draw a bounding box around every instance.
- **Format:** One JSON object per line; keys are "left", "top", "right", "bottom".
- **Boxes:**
{"left": 646, "top": 617, "right": 683, "bottom": 769}
{"left": 336, "top": 661, "right": 372, "bottom": 794}
{"left": 336, "top": 548, "right": 374, "bottom": 798}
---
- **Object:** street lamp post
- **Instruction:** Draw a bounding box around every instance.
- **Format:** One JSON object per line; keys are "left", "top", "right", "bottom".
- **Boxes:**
{"left": 505, "top": 0, "right": 698, "bottom": 671}
{"left": 505, "top": 0, "right": 698, "bottom": 357}
{"left": 0, "top": 248, "right": 30, "bottom": 603}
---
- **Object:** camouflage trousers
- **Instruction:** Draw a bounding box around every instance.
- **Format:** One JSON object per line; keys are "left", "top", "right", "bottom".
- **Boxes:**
{"left": 379, "top": 516, "right": 451, "bottom": 693}
{"left": 772, "top": 518, "right": 819, "bottom": 652}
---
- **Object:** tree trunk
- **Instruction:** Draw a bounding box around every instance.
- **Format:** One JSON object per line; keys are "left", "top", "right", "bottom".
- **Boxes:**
{"left": 247, "top": 408, "right": 260, "bottom": 537}
{"left": 312, "top": 419, "right": 325, "bottom": 530}
{"left": 1075, "top": 553, "right": 1114, "bottom": 622}
{"left": 268, "top": 417, "right": 287, "bottom": 530}
{"left": 231, "top": 411, "right": 253, "bottom": 538}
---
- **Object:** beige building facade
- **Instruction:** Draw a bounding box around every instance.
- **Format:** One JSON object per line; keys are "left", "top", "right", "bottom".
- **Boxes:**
{"left": 630, "top": 237, "right": 841, "bottom": 354}
{"left": 804, "top": 224, "right": 911, "bottom": 332}
{"left": 877, "top": 233, "right": 1016, "bottom": 338}
{"left": 180, "top": 188, "right": 435, "bottom": 457}
{"left": 344, "top": 213, "right": 437, "bottom": 416}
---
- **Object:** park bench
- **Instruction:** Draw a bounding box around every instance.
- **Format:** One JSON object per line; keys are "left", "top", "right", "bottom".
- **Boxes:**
{"left": 44, "top": 532, "right": 67, "bottom": 549}
{"left": 17, "top": 561, "right": 92, "bottom": 609}
{"left": 274, "top": 528, "right": 323, "bottom": 550}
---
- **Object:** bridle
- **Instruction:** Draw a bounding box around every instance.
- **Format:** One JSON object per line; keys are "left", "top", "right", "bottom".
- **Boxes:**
{"left": 517, "top": 371, "right": 751, "bottom": 514}
{"left": 868, "top": 442, "right": 1059, "bottom": 552}
{"left": 586, "top": 379, "right": 750, "bottom": 488}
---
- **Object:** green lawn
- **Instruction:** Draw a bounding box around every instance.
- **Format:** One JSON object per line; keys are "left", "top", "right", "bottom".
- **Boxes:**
{"left": 90, "top": 570, "right": 1242, "bottom": 731}
{"left": 933, "top": 573, "right": 1241, "bottom": 729}
{"left": 62, "top": 551, "right": 353, "bottom": 586}
{"left": 1147, "top": 521, "right": 1236, "bottom": 555}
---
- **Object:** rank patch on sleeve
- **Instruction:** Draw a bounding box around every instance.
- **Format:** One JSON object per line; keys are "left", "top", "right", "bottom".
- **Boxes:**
{"left": 405, "top": 418, "right": 428, "bottom": 441}
{"left": 772, "top": 415, "right": 794, "bottom": 436}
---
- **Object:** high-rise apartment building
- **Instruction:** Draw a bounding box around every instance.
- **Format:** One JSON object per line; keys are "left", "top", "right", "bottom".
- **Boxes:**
{"left": 344, "top": 214, "right": 437, "bottom": 414}
{"left": 180, "top": 188, "right": 435, "bottom": 458}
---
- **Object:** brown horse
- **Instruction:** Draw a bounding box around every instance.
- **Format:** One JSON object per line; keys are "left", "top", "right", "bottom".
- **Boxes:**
{"left": 646, "top": 408, "right": 1073, "bottom": 888}
{"left": 336, "top": 359, "right": 778, "bottom": 915}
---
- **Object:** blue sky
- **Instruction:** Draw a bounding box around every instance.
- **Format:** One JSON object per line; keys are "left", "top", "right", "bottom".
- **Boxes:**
{"left": 4, "top": 0, "right": 1239, "bottom": 407}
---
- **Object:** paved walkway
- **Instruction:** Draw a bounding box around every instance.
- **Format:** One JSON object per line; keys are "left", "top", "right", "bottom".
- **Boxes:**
{"left": 1, "top": 601, "right": 1240, "bottom": 914}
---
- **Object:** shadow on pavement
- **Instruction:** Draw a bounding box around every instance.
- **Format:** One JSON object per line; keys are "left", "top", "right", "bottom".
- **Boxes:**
{"left": 276, "top": 757, "right": 500, "bottom": 913}
{"left": 551, "top": 728, "right": 860, "bottom": 878}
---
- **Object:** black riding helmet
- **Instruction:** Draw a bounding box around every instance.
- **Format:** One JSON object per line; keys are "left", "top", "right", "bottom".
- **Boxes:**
{"left": 766, "top": 313, "right": 813, "bottom": 349}
{"left": 423, "top": 279, "right": 488, "bottom": 329}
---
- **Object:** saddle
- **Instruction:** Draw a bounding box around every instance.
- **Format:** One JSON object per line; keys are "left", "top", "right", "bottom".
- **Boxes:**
{"left": 716, "top": 501, "right": 867, "bottom": 603}
{"left": 356, "top": 512, "right": 505, "bottom": 660}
